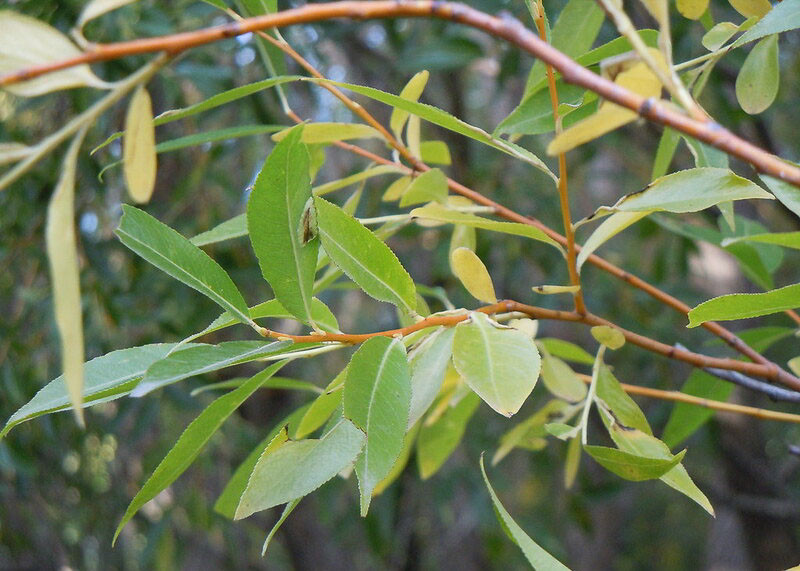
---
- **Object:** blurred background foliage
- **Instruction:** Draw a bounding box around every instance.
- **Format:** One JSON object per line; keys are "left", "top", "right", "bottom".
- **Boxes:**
{"left": 1, "top": 0, "right": 800, "bottom": 569}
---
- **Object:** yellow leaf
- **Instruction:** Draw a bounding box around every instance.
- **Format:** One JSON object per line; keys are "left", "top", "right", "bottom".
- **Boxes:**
{"left": 548, "top": 51, "right": 665, "bottom": 155}
{"left": 639, "top": 0, "right": 669, "bottom": 26}
{"left": 728, "top": 0, "right": 771, "bottom": 18}
{"left": 390, "top": 70, "right": 430, "bottom": 137}
{"left": 123, "top": 86, "right": 157, "bottom": 203}
{"left": 676, "top": 0, "right": 710, "bottom": 20}
{"left": 450, "top": 247, "right": 496, "bottom": 303}
{"left": 0, "top": 10, "right": 110, "bottom": 96}
{"left": 77, "top": 0, "right": 138, "bottom": 30}
{"left": 46, "top": 129, "right": 88, "bottom": 427}
{"left": 590, "top": 325, "right": 626, "bottom": 350}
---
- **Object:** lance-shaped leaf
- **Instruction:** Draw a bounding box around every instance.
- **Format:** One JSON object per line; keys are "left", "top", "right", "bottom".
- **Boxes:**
{"left": 0, "top": 10, "right": 110, "bottom": 96}
{"left": 248, "top": 126, "right": 319, "bottom": 325}
{"left": 391, "top": 70, "right": 430, "bottom": 137}
{"left": 453, "top": 312, "right": 541, "bottom": 417}
{"left": 540, "top": 353, "right": 587, "bottom": 403}
{"left": 450, "top": 247, "right": 497, "bottom": 303}
{"left": 295, "top": 368, "right": 347, "bottom": 439}
{"left": 417, "top": 392, "right": 480, "bottom": 479}
{"left": 272, "top": 122, "right": 382, "bottom": 144}
{"left": 234, "top": 419, "right": 366, "bottom": 519}
{"left": 411, "top": 203, "right": 562, "bottom": 251}
{"left": 599, "top": 168, "right": 773, "bottom": 214}
{"left": 688, "top": 283, "right": 800, "bottom": 327}
{"left": 343, "top": 337, "right": 411, "bottom": 515}
{"left": 132, "top": 340, "right": 296, "bottom": 396}
{"left": 595, "top": 363, "right": 651, "bottom": 435}
{"left": 399, "top": 168, "right": 448, "bottom": 207}
{"left": 46, "top": 130, "right": 87, "bottom": 426}
{"left": 1, "top": 343, "right": 182, "bottom": 439}
{"left": 116, "top": 205, "right": 251, "bottom": 325}
{"left": 537, "top": 338, "right": 595, "bottom": 365}
{"left": 577, "top": 211, "right": 651, "bottom": 272}
{"left": 600, "top": 406, "right": 714, "bottom": 515}
{"left": 190, "top": 214, "right": 247, "bottom": 246}
{"left": 584, "top": 445, "right": 686, "bottom": 481}
{"left": 113, "top": 361, "right": 286, "bottom": 544}
{"left": 123, "top": 86, "right": 157, "bottom": 203}
{"left": 729, "top": 0, "right": 772, "bottom": 18}
{"left": 736, "top": 35, "right": 779, "bottom": 115}
{"left": 315, "top": 196, "right": 416, "bottom": 313}
{"left": 762, "top": 173, "right": 800, "bottom": 221}
{"left": 480, "top": 456, "right": 571, "bottom": 570}
{"left": 735, "top": 0, "right": 800, "bottom": 47}
{"left": 661, "top": 370, "right": 734, "bottom": 448}
{"left": 723, "top": 231, "right": 800, "bottom": 251}
{"left": 408, "top": 328, "right": 456, "bottom": 428}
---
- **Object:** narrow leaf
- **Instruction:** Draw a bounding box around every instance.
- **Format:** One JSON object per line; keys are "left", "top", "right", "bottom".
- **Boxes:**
{"left": 45, "top": 130, "right": 87, "bottom": 426}
{"left": 113, "top": 361, "right": 286, "bottom": 544}
{"left": 595, "top": 363, "right": 652, "bottom": 435}
{"left": 584, "top": 445, "right": 686, "bottom": 481}
{"left": 762, "top": 173, "right": 800, "bottom": 220}
{"left": 417, "top": 392, "right": 480, "bottom": 479}
{"left": 677, "top": 0, "right": 709, "bottom": 19}
{"left": 480, "top": 456, "right": 571, "bottom": 570}
{"left": 577, "top": 211, "right": 650, "bottom": 272}
{"left": 735, "top": 0, "right": 800, "bottom": 46}
{"left": 450, "top": 247, "right": 497, "bottom": 303}
{"left": 272, "top": 122, "right": 382, "bottom": 144}
{"left": 688, "top": 283, "right": 800, "bottom": 327}
{"left": 343, "top": 337, "right": 411, "bottom": 515}
{"left": 132, "top": 340, "right": 296, "bottom": 396}
{"left": 262, "top": 498, "right": 300, "bottom": 556}
{"left": 723, "top": 231, "right": 800, "bottom": 251}
{"left": 537, "top": 338, "right": 595, "bottom": 365}
{"left": 411, "top": 203, "right": 562, "bottom": 251}
{"left": 116, "top": 205, "right": 251, "bottom": 325}
{"left": 453, "top": 312, "right": 541, "bottom": 417}
{"left": 661, "top": 370, "right": 733, "bottom": 448}
{"left": 390, "top": 70, "right": 430, "bottom": 137}
{"left": 248, "top": 125, "right": 319, "bottom": 325}
{"left": 540, "top": 354, "right": 587, "bottom": 403}
{"left": 234, "top": 419, "right": 366, "bottom": 519}
{"left": 408, "top": 328, "right": 456, "bottom": 428}
{"left": 0, "top": 10, "right": 109, "bottom": 96}
{"left": 399, "top": 169, "right": 448, "bottom": 207}
{"left": 315, "top": 196, "right": 416, "bottom": 313}
{"left": 190, "top": 214, "right": 247, "bottom": 246}
{"left": 123, "top": 86, "right": 157, "bottom": 203}
{"left": 295, "top": 368, "right": 347, "bottom": 439}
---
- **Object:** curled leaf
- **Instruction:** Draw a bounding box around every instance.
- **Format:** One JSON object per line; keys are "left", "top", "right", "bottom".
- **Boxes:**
{"left": 123, "top": 86, "right": 157, "bottom": 203}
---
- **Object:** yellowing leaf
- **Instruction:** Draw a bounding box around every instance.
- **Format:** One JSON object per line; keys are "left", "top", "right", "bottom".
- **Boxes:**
{"left": 45, "top": 129, "right": 88, "bottom": 426}
{"left": 450, "top": 247, "right": 496, "bottom": 303}
{"left": 123, "top": 86, "right": 157, "bottom": 203}
{"left": 77, "top": 0, "right": 138, "bottom": 30}
{"left": 729, "top": 0, "right": 772, "bottom": 18}
{"left": 640, "top": 0, "right": 669, "bottom": 26}
{"left": 735, "top": 35, "right": 780, "bottom": 115}
{"left": 390, "top": 70, "right": 430, "bottom": 138}
{"left": 591, "top": 325, "right": 626, "bottom": 349}
{"left": 272, "top": 122, "right": 382, "bottom": 144}
{"left": 0, "top": 10, "right": 109, "bottom": 96}
{"left": 677, "top": 0, "right": 710, "bottom": 20}
{"left": 548, "top": 52, "right": 665, "bottom": 155}
{"left": 577, "top": 211, "right": 651, "bottom": 272}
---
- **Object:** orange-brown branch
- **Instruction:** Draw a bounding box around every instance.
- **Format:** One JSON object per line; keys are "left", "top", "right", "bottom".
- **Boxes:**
{"left": 2, "top": 1, "right": 799, "bottom": 187}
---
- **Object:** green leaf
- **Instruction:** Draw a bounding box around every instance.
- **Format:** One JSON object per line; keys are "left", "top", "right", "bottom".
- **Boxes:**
{"left": 595, "top": 363, "right": 652, "bottom": 435}
{"left": 688, "top": 283, "right": 800, "bottom": 327}
{"left": 295, "top": 368, "right": 347, "bottom": 439}
{"left": 116, "top": 205, "right": 252, "bottom": 326}
{"left": 46, "top": 130, "right": 87, "bottom": 426}
{"left": 1, "top": 343, "right": 182, "bottom": 439}
{"left": 600, "top": 407, "right": 714, "bottom": 515}
{"left": 577, "top": 211, "right": 650, "bottom": 272}
{"left": 540, "top": 353, "right": 587, "bottom": 403}
{"left": 661, "top": 370, "right": 734, "bottom": 448}
{"left": 76, "top": 0, "right": 138, "bottom": 29}
{"left": 315, "top": 196, "right": 417, "bottom": 313}
{"left": 453, "top": 312, "right": 541, "bottom": 417}
{"left": 0, "top": 10, "right": 110, "bottom": 96}
{"left": 702, "top": 22, "right": 740, "bottom": 51}
{"left": 272, "top": 122, "right": 382, "bottom": 144}
{"left": 735, "top": 35, "right": 780, "bottom": 115}
{"left": 584, "top": 445, "right": 686, "bottom": 481}
{"left": 190, "top": 214, "right": 247, "bottom": 247}
{"left": 189, "top": 376, "right": 319, "bottom": 396}
{"left": 399, "top": 169, "right": 448, "bottom": 207}
{"left": 408, "top": 328, "right": 456, "bottom": 428}
{"left": 537, "top": 338, "right": 595, "bottom": 365}
{"left": 762, "top": 172, "right": 800, "bottom": 221}
{"left": 390, "top": 70, "right": 430, "bottom": 137}
{"left": 248, "top": 125, "right": 319, "bottom": 325}
{"left": 600, "top": 168, "right": 773, "bottom": 214}
{"left": 419, "top": 140, "right": 452, "bottom": 165}
{"left": 495, "top": 82, "right": 585, "bottom": 136}
{"left": 306, "top": 78, "right": 556, "bottom": 181}
{"left": 343, "top": 337, "right": 411, "bottom": 515}
{"left": 411, "top": 203, "right": 563, "bottom": 252}
{"left": 524, "top": 0, "right": 604, "bottom": 95}
{"left": 214, "top": 404, "right": 311, "bottom": 519}
{"left": 480, "top": 456, "right": 570, "bottom": 570}
{"left": 417, "top": 392, "right": 480, "bottom": 479}
{"left": 234, "top": 419, "right": 366, "bottom": 519}
{"left": 590, "top": 326, "right": 626, "bottom": 350}
{"left": 113, "top": 361, "right": 286, "bottom": 544}
{"left": 494, "top": 400, "right": 575, "bottom": 465}
{"left": 132, "top": 340, "right": 296, "bottom": 396}
{"left": 723, "top": 231, "right": 800, "bottom": 251}
{"left": 313, "top": 165, "right": 404, "bottom": 197}
{"left": 734, "top": 0, "right": 800, "bottom": 46}
{"left": 262, "top": 498, "right": 300, "bottom": 556}
{"left": 683, "top": 136, "right": 729, "bottom": 169}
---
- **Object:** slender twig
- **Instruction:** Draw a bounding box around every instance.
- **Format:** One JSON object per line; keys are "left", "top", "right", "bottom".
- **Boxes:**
{"left": 2, "top": 1, "right": 799, "bottom": 186}
{"left": 533, "top": 0, "right": 585, "bottom": 315}
{"left": 575, "top": 373, "right": 800, "bottom": 424}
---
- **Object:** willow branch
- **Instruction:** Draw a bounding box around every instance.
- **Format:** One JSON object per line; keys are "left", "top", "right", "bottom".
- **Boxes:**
{"left": 533, "top": 0, "right": 585, "bottom": 315}
{"left": 2, "top": 1, "right": 799, "bottom": 187}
